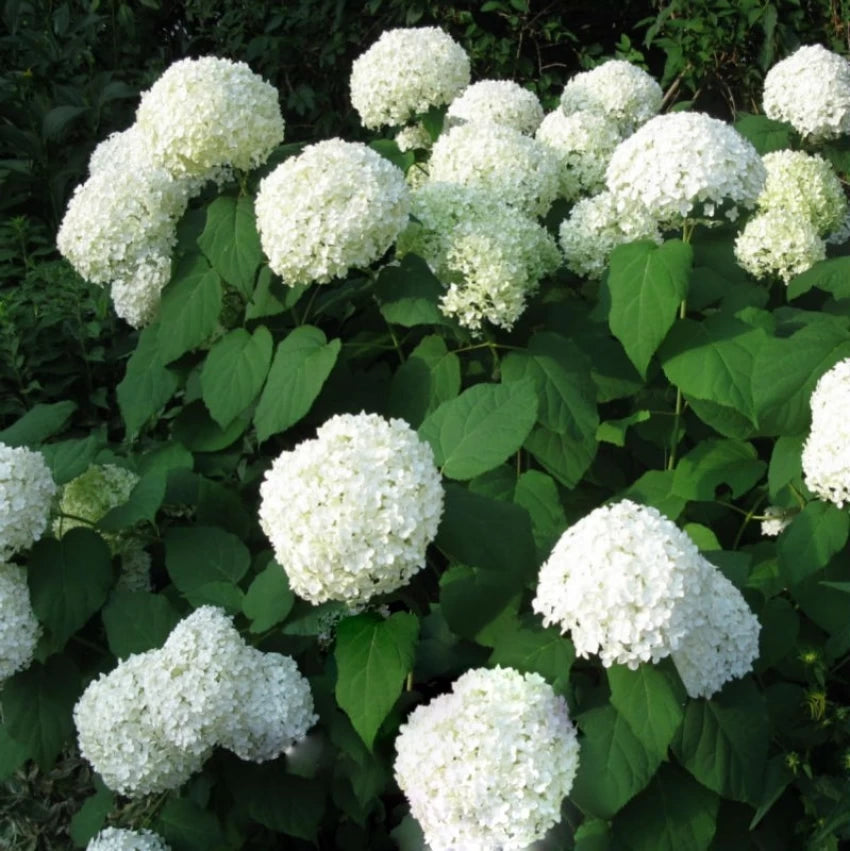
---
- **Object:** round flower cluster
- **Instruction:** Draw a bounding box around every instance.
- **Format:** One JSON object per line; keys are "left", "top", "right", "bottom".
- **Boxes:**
{"left": 254, "top": 139, "right": 410, "bottom": 285}
{"left": 394, "top": 666, "right": 580, "bottom": 851}
{"left": 605, "top": 112, "right": 766, "bottom": 227}
{"left": 398, "top": 182, "right": 561, "bottom": 331}
{"left": 87, "top": 828, "right": 171, "bottom": 851}
{"left": 802, "top": 357, "right": 850, "bottom": 507}
{"left": 763, "top": 44, "right": 850, "bottom": 141}
{"left": 734, "top": 209, "right": 825, "bottom": 284}
{"left": 0, "top": 562, "right": 41, "bottom": 684}
{"left": 446, "top": 79, "right": 544, "bottom": 135}
{"left": 533, "top": 499, "right": 760, "bottom": 696}
{"left": 428, "top": 121, "right": 560, "bottom": 217}
{"left": 350, "top": 27, "right": 470, "bottom": 129}
{"left": 136, "top": 56, "right": 284, "bottom": 178}
{"left": 74, "top": 607, "right": 316, "bottom": 796}
{"left": 761, "top": 505, "right": 793, "bottom": 537}
{"left": 559, "top": 191, "right": 662, "bottom": 279}
{"left": 0, "top": 442, "right": 55, "bottom": 560}
{"left": 258, "top": 413, "right": 444, "bottom": 606}
{"left": 536, "top": 109, "right": 623, "bottom": 201}
{"left": 560, "top": 60, "right": 663, "bottom": 135}
{"left": 394, "top": 122, "right": 432, "bottom": 153}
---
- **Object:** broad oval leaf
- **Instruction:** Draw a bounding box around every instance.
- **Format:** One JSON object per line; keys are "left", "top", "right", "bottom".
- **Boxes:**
{"left": 0, "top": 401, "right": 77, "bottom": 447}
{"left": 101, "top": 590, "right": 182, "bottom": 658}
{"left": 165, "top": 525, "right": 251, "bottom": 599}
{"left": 778, "top": 500, "right": 849, "bottom": 586}
{"left": 243, "top": 563, "right": 295, "bottom": 634}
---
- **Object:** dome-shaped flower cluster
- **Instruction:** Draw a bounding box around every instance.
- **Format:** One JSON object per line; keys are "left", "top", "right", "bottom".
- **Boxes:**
{"left": 254, "top": 139, "right": 410, "bottom": 285}
{"left": 350, "top": 27, "right": 470, "bottom": 129}
{"left": 428, "top": 121, "right": 560, "bottom": 217}
{"left": 0, "top": 561, "right": 41, "bottom": 684}
{"left": 258, "top": 412, "right": 444, "bottom": 606}
{"left": 802, "top": 357, "right": 850, "bottom": 507}
{"left": 0, "top": 442, "right": 55, "bottom": 560}
{"left": 760, "top": 505, "right": 793, "bottom": 537}
{"left": 136, "top": 56, "right": 284, "bottom": 178}
{"left": 605, "top": 112, "right": 766, "bottom": 227}
{"left": 74, "top": 607, "right": 316, "bottom": 796}
{"left": 532, "top": 499, "right": 760, "bottom": 697}
{"left": 87, "top": 828, "right": 171, "bottom": 851}
{"left": 394, "top": 122, "right": 432, "bottom": 153}
{"left": 394, "top": 666, "right": 580, "bottom": 851}
{"left": 446, "top": 79, "right": 544, "bottom": 135}
{"left": 763, "top": 44, "right": 850, "bottom": 141}
{"left": 560, "top": 60, "right": 663, "bottom": 135}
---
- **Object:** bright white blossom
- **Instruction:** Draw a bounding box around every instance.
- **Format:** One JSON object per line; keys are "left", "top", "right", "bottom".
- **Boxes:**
{"left": 734, "top": 210, "right": 826, "bottom": 284}
{"left": 0, "top": 443, "right": 55, "bottom": 559}
{"left": 559, "top": 191, "right": 662, "bottom": 279}
{"left": 606, "top": 111, "right": 766, "bottom": 226}
{"left": 350, "top": 27, "right": 470, "bottom": 129}
{"left": 763, "top": 44, "right": 850, "bottom": 141}
{"left": 136, "top": 56, "right": 284, "bottom": 177}
{"left": 446, "top": 79, "right": 544, "bottom": 135}
{"left": 803, "top": 357, "right": 850, "bottom": 507}
{"left": 428, "top": 121, "right": 560, "bottom": 217}
{"left": 535, "top": 109, "right": 623, "bottom": 201}
{"left": 255, "top": 139, "right": 410, "bottom": 285}
{"left": 87, "top": 828, "right": 171, "bottom": 851}
{"left": 560, "top": 60, "right": 662, "bottom": 134}
{"left": 259, "top": 413, "right": 444, "bottom": 605}
{"left": 0, "top": 562, "right": 41, "bottom": 683}
{"left": 395, "top": 123, "right": 432, "bottom": 152}
{"left": 394, "top": 666, "right": 580, "bottom": 851}
{"left": 761, "top": 505, "right": 793, "bottom": 537}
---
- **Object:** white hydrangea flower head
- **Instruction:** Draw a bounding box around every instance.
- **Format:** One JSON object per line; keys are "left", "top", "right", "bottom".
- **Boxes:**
{"left": 535, "top": 109, "right": 623, "bottom": 201}
{"left": 560, "top": 60, "right": 663, "bottom": 134}
{"left": 136, "top": 56, "right": 284, "bottom": 177}
{"left": 757, "top": 150, "right": 848, "bottom": 236}
{"left": 428, "top": 121, "right": 560, "bottom": 217}
{"left": 0, "top": 562, "right": 41, "bottom": 683}
{"left": 255, "top": 139, "right": 410, "bottom": 285}
{"left": 350, "top": 27, "right": 470, "bottom": 129}
{"left": 394, "top": 666, "right": 580, "bottom": 851}
{"left": 670, "top": 564, "right": 761, "bottom": 699}
{"left": 763, "top": 44, "right": 850, "bottom": 141}
{"left": 533, "top": 499, "right": 708, "bottom": 667}
{"left": 259, "top": 413, "right": 444, "bottom": 605}
{"left": 75, "top": 651, "right": 208, "bottom": 796}
{"left": 394, "top": 122, "right": 432, "bottom": 152}
{"left": 803, "top": 357, "right": 850, "bottom": 507}
{"left": 761, "top": 505, "right": 793, "bottom": 537}
{"left": 109, "top": 255, "right": 173, "bottom": 329}
{"left": 87, "top": 827, "right": 171, "bottom": 851}
{"left": 606, "top": 111, "right": 766, "bottom": 227}
{"left": 734, "top": 209, "right": 826, "bottom": 284}
{"left": 0, "top": 442, "right": 56, "bottom": 559}
{"left": 221, "top": 648, "right": 317, "bottom": 762}
{"left": 445, "top": 79, "right": 544, "bottom": 135}
{"left": 559, "top": 191, "right": 662, "bottom": 280}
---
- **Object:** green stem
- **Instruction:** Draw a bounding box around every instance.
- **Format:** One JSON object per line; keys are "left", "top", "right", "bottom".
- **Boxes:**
{"left": 667, "top": 298, "right": 688, "bottom": 470}
{"left": 732, "top": 492, "right": 768, "bottom": 549}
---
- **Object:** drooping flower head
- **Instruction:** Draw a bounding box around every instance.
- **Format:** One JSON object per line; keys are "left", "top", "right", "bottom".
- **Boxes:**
{"left": 763, "top": 44, "right": 850, "bottom": 141}
{"left": 0, "top": 561, "right": 42, "bottom": 684}
{"left": 0, "top": 442, "right": 55, "bottom": 559}
{"left": 446, "top": 79, "right": 544, "bottom": 135}
{"left": 258, "top": 413, "right": 444, "bottom": 605}
{"left": 394, "top": 666, "right": 580, "bottom": 851}
{"left": 254, "top": 139, "right": 410, "bottom": 285}
{"left": 87, "top": 827, "right": 171, "bottom": 851}
{"left": 350, "top": 27, "right": 470, "bottom": 129}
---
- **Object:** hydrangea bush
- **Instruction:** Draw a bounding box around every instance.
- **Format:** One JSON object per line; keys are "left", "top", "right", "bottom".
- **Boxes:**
{"left": 3, "top": 27, "right": 850, "bottom": 851}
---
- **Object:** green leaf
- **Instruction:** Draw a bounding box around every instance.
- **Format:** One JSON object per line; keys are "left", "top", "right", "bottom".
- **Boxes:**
{"left": 440, "top": 563, "right": 521, "bottom": 641}
{"left": 101, "top": 590, "right": 182, "bottom": 658}
{"left": 69, "top": 786, "right": 114, "bottom": 847}
{"left": 574, "top": 819, "right": 613, "bottom": 851}
{"left": 156, "top": 797, "right": 225, "bottom": 851}
{"left": 391, "top": 815, "right": 427, "bottom": 851}
{"left": 608, "top": 664, "right": 685, "bottom": 759}
{"left": 778, "top": 500, "right": 849, "bottom": 585}
{"left": 733, "top": 113, "right": 793, "bottom": 153}
{"left": 375, "top": 254, "right": 447, "bottom": 327}
{"left": 334, "top": 612, "right": 419, "bottom": 749}
{"left": 571, "top": 704, "right": 662, "bottom": 819}
{"left": 673, "top": 678, "right": 769, "bottom": 805}
{"left": 787, "top": 257, "right": 850, "bottom": 300}
{"left": 749, "top": 755, "right": 795, "bottom": 829}
{"left": 243, "top": 564, "right": 295, "bottom": 633}
{"left": 157, "top": 257, "right": 223, "bottom": 363}
{"left": 368, "top": 138, "right": 415, "bottom": 173}
{"left": 172, "top": 402, "right": 249, "bottom": 452}
{"left": 98, "top": 470, "right": 166, "bottom": 531}
{"left": 3, "top": 655, "right": 80, "bottom": 770}
{"left": 28, "top": 528, "right": 113, "bottom": 649}
{"left": 0, "top": 723, "right": 30, "bottom": 780}
{"left": 672, "top": 439, "right": 765, "bottom": 501}
{"left": 41, "top": 104, "right": 88, "bottom": 140}
{"left": 117, "top": 323, "right": 180, "bottom": 438}
{"left": 619, "top": 470, "right": 686, "bottom": 521}
{"left": 40, "top": 432, "right": 104, "bottom": 485}
{"left": 605, "top": 239, "right": 692, "bottom": 378}
{"left": 254, "top": 325, "right": 341, "bottom": 442}
{"left": 489, "top": 619, "right": 574, "bottom": 692}
{"left": 768, "top": 434, "right": 805, "bottom": 499}
{"left": 613, "top": 763, "right": 719, "bottom": 851}
{"left": 597, "top": 410, "right": 651, "bottom": 447}
{"left": 513, "top": 470, "right": 567, "bottom": 560}
{"left": 197, "top": 194, "right": 263, "bottom": 297}
{"left": 0, "top": 401, "right": 77, "bottom": 446}
{"left": 201, "top": 326, "right": 273, "bottom": 428}
{"left": 419, "top": 379, "right": 538, "bottom": 479}
{"left": 165, "top": 525, "right": 251, "bottom": 599}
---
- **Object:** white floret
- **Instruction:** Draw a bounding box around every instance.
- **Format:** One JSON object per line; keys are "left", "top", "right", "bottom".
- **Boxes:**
{"left": 0, "top": 442, "right": 56, "bottom": 559}
{"left": 0, "top": 562, "right": 42, "bottom": 683}
{"left": 87, "top": 827, "right": 171, "bottom": 851}
{"left": 446, "top": 79, "right": 544, "bottom": 135}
